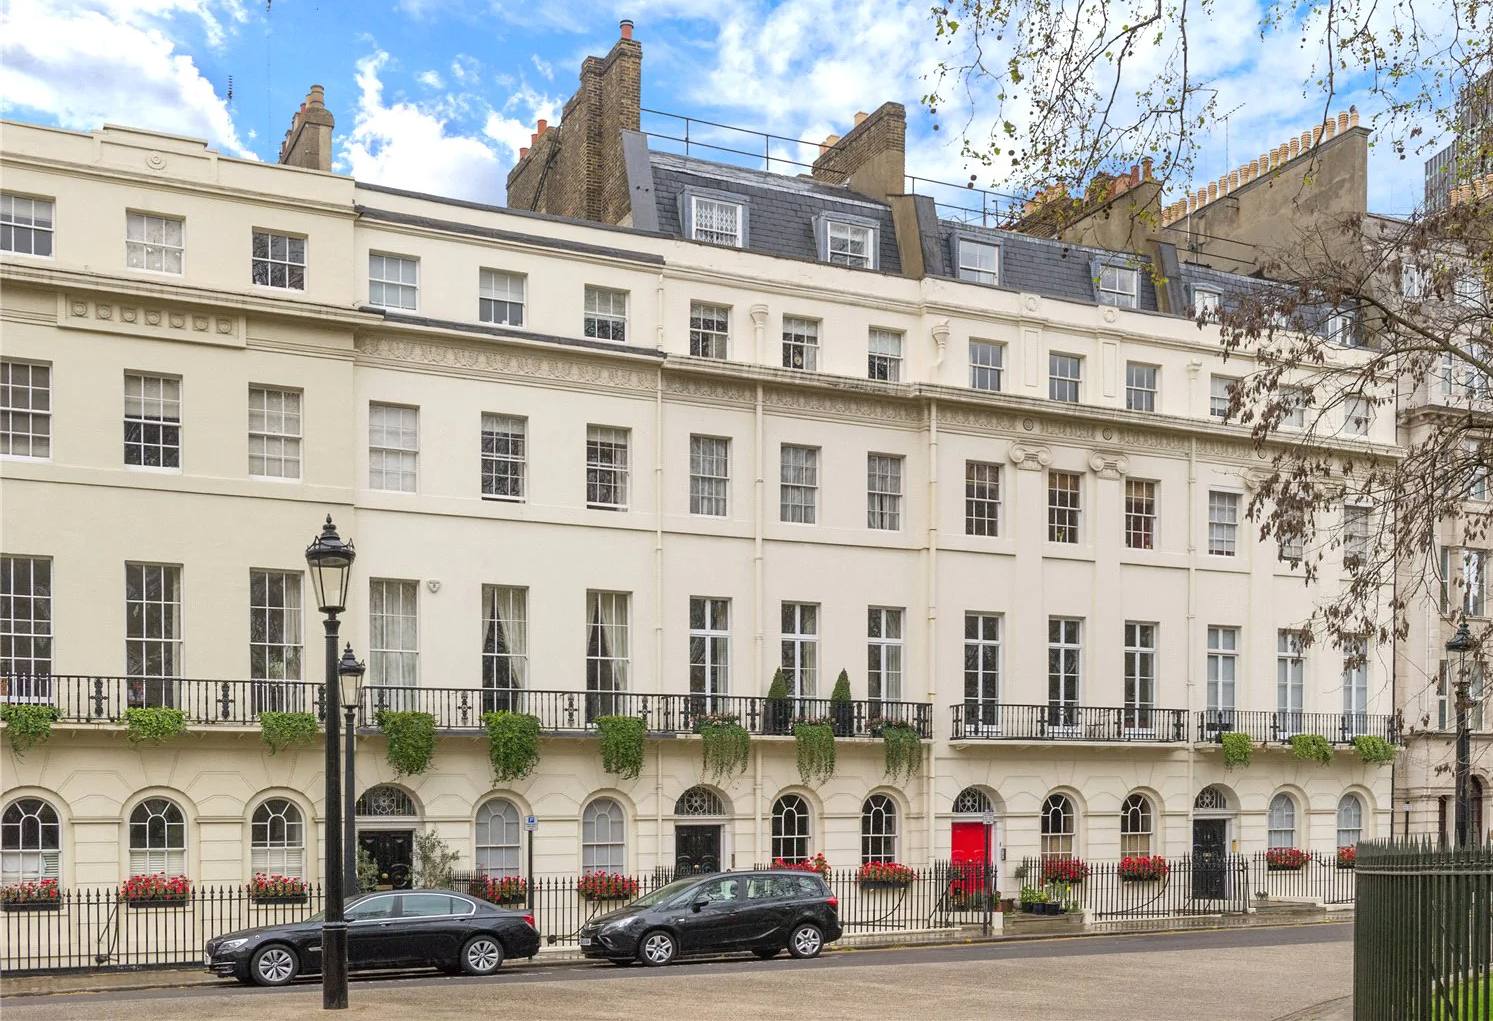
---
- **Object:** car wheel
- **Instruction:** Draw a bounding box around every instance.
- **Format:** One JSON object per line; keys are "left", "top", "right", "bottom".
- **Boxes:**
{"left": 250, "top": 945, "right": 299, "bottom": 986}
{"left": 638, "top": 930, "right": 677, "bottom": 967}
{"left": 752, "top": 948, "right": 780, "bottom": 960}
{"left": 787, "top": 923, "right": 823, "bottom": 960}
{"left": 460, "top": 935, "right": 506, "bottom": 976}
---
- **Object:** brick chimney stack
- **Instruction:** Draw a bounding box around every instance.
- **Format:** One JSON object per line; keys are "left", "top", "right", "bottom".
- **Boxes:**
{"left": 810, "top": 103, "right": 906, "bottom": 204}
{"left": 278, "top": 84, "right": 334, "bottom": 173}
{"left": 506, "top": 21, "right": 642, "bottom": 222}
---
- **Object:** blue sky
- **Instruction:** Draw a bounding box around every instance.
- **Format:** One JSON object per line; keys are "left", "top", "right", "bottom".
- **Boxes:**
{"left": 1, "top": 1, "right": 1444, "bottom": 215}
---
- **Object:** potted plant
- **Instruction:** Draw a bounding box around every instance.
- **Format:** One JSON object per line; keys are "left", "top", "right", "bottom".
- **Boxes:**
{"left": 829, "top": 670, "right": 854, "bottom": 737}
{"left": 696, "top": 712, "right": 751, "bottom": 782}
{"left": 249, "top": 872, "right": 308, "bottom": 904}
{"left": 792, "top": 717, "right": 836, "bottom": 785}
{"left": 766, "top": 669, "right": 792, "bottom": 736}
{"left": 856, "top": 861, "right": 917, "bottom": 889}
{"left": 1039, "top": 857, "right": 1091, "bottom": 885}
{"left": 1336, "top": 846, "right": 1357, "bottom": 870}
{"left": 1018, "top": 885, "right": 1046, "bottom": 913}
{"left": 1117, "top": 855, "right": 1169, "bottom": 881}
{"left": 1, "top": 878, "right": 60, "bottom": 911}
{"left": 1265, "top": 847, "right": 1310, "bottom": 872}
{"left": 121, "top": 873, "right": 191, "bottom": 906}
{"left": 576, "top": 872, "right": 640, "bottom": 901}
{"left": 871, "top": 717, "right": 922, "bottom": 782}
{"left": 771, "top": 853, "right": 830, "bottom": 880}
{"left": 471, "top": 875, "right": 529, "bottom": 906}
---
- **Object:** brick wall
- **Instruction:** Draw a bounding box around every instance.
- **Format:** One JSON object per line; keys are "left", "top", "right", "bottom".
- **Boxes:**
{"left": 278, "top": 85, "right": 334, "bottom": 173}
{"left": 810, "top": 102, "right": 906, "bottom": 203}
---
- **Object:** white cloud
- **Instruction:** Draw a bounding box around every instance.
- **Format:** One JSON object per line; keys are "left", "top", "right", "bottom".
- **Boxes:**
{"left": 416, "top": 69, "right": 445, "bottom": 89}
{"left": 0, "top": 0, "right": 253, "bottom": 158}
{"left": 531, "top": 54, "right": 554, "bottom": 81}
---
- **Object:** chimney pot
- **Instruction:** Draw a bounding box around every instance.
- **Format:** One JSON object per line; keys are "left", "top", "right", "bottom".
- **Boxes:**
{"left": 537, "top": 118, "right": 548, "bottom": 135}
{"left": 531, "top": 132, "right": 538, "bottom": 145}
{"left": 619, "top": 19, "right": 634, "bottom": 40}
{"left": 520, "top": 147, "right": 529, "bottom": 159}
{"left": 853, "top": 111, "right": 868, "bottom": 126}
{"left": 1338, "top": 111, "right": 1349, "bottom": 131}
{"left": 1142, "top": 157, "right": 1153, "bottom": 179}
{"left": 1349, "top": 106, "right": 1359, "bottom": 127}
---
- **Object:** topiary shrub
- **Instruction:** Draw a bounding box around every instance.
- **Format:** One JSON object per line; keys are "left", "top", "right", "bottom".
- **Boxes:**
{"left": 259, "top": 711, "right": 318, "bottom": 755}
{"left": 376, "top": 710, "right": 437, "bottom": 776}
{"left": 1352, "top": 734, "right": 1397, "bottom": 766}
{"left": 596, "top": 715, "right": 646, "bottom": 781}
{"left": 697, "top": 713, "right": 751, "bottom": 783}
{"left": 1290, "top": 733, "right": 1335, "bottom": 766}
{"left": 876, "top": 719, "right": 922, "bottom": 782}
{"left": 123, "top": 707, "right": 187, "bottom": 745}
{"left": 830, "top": 670, "right": 854, "bottom": 737}
{"left": 483, "top": 711, "right": 542, "bottom": 783}
{"left": 766, "top": 669, "right": 792, "bottom": 736}
{"left": 792, "top": 720, "right": 836, "bottom": 785}
{"left": 0, "top": 704, "right": 59, "bottom": 756}
{"left": 1221, "top": 731, "right": 1253, "bottom": 770}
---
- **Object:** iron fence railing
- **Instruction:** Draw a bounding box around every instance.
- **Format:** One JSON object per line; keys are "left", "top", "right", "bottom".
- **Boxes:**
{"left": 951, "top": 703, "right": 1189, "bottom": 743}
{"left": 1196, "top": 709, "right": 1400, "bottom": 744}
{"left": 1248, "top": 850, "right": 1357, "bottom": 905}
{"left": 0, "top": 675, "right": 324, "bottom": 726}
{"left": 361, "top": 687, "right": 934, "bottom": 739}
{"left": 1018, "top": 856, "right": 1251, "bottom": 919}
{"left": 1354, "top": 840, "right": 1493, "bottom": 1021}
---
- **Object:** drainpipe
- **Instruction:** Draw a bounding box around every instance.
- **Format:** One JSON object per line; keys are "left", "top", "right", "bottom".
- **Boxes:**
{"left": 926, "top": 398, "right": 940, "bottom": 864}
{"left": 750, "top": 306, "right": 769, "bottom": 694}
{"left": 1186, "top": 426, "right": 1200, "bottom": 852}
{"left": 654, "top": 366, "right": 664, "bottom": 697}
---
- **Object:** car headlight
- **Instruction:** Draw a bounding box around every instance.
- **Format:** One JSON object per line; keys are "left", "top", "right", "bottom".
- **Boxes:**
{"left": 217, "top": 938, "right": 249, "bottom": 952}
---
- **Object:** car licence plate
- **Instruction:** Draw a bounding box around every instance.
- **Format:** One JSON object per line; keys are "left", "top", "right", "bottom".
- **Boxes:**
{"left": 578, "top": 937, "right": 592, "bottom": 946}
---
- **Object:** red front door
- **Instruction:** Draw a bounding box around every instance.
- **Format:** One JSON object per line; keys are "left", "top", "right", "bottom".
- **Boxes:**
{"left": 950, "top": 821, "right": 988, "bottom": 893}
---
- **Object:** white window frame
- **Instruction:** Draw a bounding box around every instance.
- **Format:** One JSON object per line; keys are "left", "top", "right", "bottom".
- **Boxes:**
{"left": 969, "top": 340, "right": 1004, "bottom": 391}
{"left": 1280, "top": 386, "right": 1307, "bottom": 429}
{"left": 125, "top": 563, "right": 181, "bottom": 700}
{"left": 1125, "top": 362, "right": 1158, "bottom": 412}
{"left": 479, "top": 269, "right": 526, "bottom": 327}
{"left": 1098, "top": 265, "right": 1138, "bottom": 308}
{"left": 249, "top": 569, "right": 303, "bottom": 682}
{"left": 1343, "top": 640, "right": 1369, "bottom": 719}
{"left": 867, "top": 328, "right": 903, "bottom": 382}
{"left": 585, "top": 591, "right": 631, "bottom": 697}
{"left": 1047, "top": 617, "right": 1082, "bottom": 722}
{"left": 1120, "top": 793, "right": 1153, "bottom": 857}
{"left": 581, "top": 797, "right": 626, "bottom": 873}
{"left": 1210, "top": 375, "right": 1236, "bottom": 419}
{"left": 867, "top": 454, "right": 903, "bottom": 531}
{"left": 1125, "top": 479, "right": 1157, "bottom": 550}
{"left": 368, "top": 253, "right": 418, "bottom": 310}
{"left": 689, "top": 434, "right": 729, "bottom": 517}
{"left": 1123, "top": 622, "right": 1156, "bottom": 731}
{"left": 1344, "top": 396, "right": 1372, "bottom": 436}
{"left": 782, "top": 316, "right": 820, "bottom": 371}
{"left": 963, "top": 612, "right": 1002, "bottom": 718}
{"left": 1208, "top": 491, "right": 1240, "bottom": 557}
{"left": 1, "top": 359, "right": 51, "bottom": 460}
{"left": 475, "top": 797, "right": 522, "bottom": 878}
{"left": 480, "top": 413, "right": 526, "bottom": 502}
{"left": 771, "top": 794, "right": 811, "bottom": 863}
{"left": 125, "top": 211, "right": 184, "bottom": 275}
{"left": 248, "top": 385, "right": 302, "bottom": 480}
{"left": 0, "top": 193, "right": 54, "bottom": 258}
{"left": 689, "top": 302, "right": 729, "bottom": 359}
{"left": 1193, "top": 288, "right": 1220, "bottom": 318}
{"left": 1206, "top": 626, "right": 1238, "bottom": 712}
{"left": 689, "top": 596, "right": 730, "bottom": 703}
{"left": 123, "top": 372, "right": 181, "bottom": 471}
{"left": 861, "top": 794, "right": 898, "bottom": 864}
{"left": 1040, "top": 793, "right": 1076, "bottom": 860}
{"left": 1276, "top": 630, "right": 1306, "bottom": 730}
{"left": 690, "top": 195, "right": 743, "bottom": 247}
{"left": 128, "top": 797, "right": 185, "bottom": 875}
{"left": 1, "top": 797, "right": 60, "bottom": 883}
{"left": 957, "top": 239, "right": 998, "bottom": 284}
{"left": 1267, "top": 794, "right": 1297, "bottom": 849}
{"left": 867, "top": 607, "right": 904, "bottom": 703}
{"left": 251, "top": 230, "right": 306, "bottom": 290}
{"left": 1048, "top": 470, "right": 1081, "bottom": 543}
{"left": 1049, "top": 353, "right": 1082, "bottom": 402}
{"left": 780, "top": 601, "right": 819, "bottom": 701}
{"left": 826, "top": 220, "right": 874, "bottom": 269}
{"left": 964, "top": 460, "right": 1001, "bottom": 537}
{"left": 481, "top": 584, "right": 528, "bottom": 699}
{"left": 583, "top": 285, "right": 628, "bottom": 342}
{"left": 1336, "top": 794, "right": 1363, "bottom": 849}
{"left": 0, "top": 556, "right": 52, "bottom": 683}
{"left": 585, "top": 425, "right": 630, "bottom": 510}
{"left": 780, "top": 445, "right": 818, "bottom": 524}
{"left": 368, "top": 403, "right": 419, "bottom": 493}
{"left": 369, "top": 578, "right": 419, "bottom": 687}
{"left": 250, "top": 798, "right": 305, "bottom": 879}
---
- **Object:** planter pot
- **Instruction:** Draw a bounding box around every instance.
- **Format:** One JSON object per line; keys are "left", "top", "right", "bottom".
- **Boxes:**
{"left": 999, "top": 898, "right": 1015, "bottom": 913}
{"left": 2, "top": 901, "right": 61, "bottom": 912}
{"left": 250, "top": 894, "right": 308, "bottom": 905}
{"left": 1119, "top": 874, "right": 1163, "bottom": 883}
{"left": 858, "top": 880, "right": 913, "bottom": 891}
{"left": 1019, "top": 903, "right": 1039, "bottom": 914}
{"left": 1266, "top": 863, "right": 1306, "bottom": 873}
{"left": 831, "top": 706, "right": 854, "bottom": 738}
{"left": 126, "top": 897, "right": 190, "bottom": 908}
{"left": 1336, "top": 863, "right": 1355, "bottom": 871}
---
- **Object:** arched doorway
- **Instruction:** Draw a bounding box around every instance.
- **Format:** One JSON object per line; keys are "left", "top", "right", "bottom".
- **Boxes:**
{"left": 355, "top": 785, "right": 419, "bottom": 889}
{"left": 673, "top": 786, "right": 725, "bottom": 875}
{"left": 949, "top": 787, "right": 998, "bottom": 895}
{"left": 1191, "top": 785, "right": 1235, "bottom": 900}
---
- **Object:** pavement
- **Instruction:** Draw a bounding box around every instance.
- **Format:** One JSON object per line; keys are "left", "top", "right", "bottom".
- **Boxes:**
{"left": 1, "top": 921, "right": 1353, "bottom": 1021}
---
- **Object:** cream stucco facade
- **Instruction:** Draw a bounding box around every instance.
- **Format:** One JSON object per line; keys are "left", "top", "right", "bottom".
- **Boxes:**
{"left": 0, "top": 120, "right": 1399, "bottom": 891}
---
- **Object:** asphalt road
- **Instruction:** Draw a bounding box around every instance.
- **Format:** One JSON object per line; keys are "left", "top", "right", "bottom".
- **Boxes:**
{"left": 2, "top": 922, "right": 1353, "bottom": 1021}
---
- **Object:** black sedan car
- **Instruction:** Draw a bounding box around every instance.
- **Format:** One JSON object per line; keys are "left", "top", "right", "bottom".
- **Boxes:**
{"left": 205, "top": 889, "right": 539, "bottom": 986}
{"left": 579, "top": 870, "right": 841, "bottom": 966}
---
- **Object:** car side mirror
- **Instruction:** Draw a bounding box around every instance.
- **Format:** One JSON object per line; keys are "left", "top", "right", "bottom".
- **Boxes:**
{"left": 691, "top": 897, "right": 709, "bottom": 912}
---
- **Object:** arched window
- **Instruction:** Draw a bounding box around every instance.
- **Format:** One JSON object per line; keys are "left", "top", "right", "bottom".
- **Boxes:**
{"left": 1336, "top": 794, "right": 1363, "bottom": 849}
{"left": 1040, "top": 793, "right": 1075, "bottom": 860}
{"left": 355, "top": 785, "right": 416, "bottom": 818}
{"left": 1194, "top": 786, "right": 1229, "bottom": 812}
{"left": 129, "top": 798, "right": 185, "bottom": 875}
{"left": 1120, "top": 794, "right": 1153, "bottom": 857}
{"left": 674, "top": 786, "right": 725, "bottom": 816}
{"left": 771, "top": 794, "right": 811, "bottom": 863}
{"left": 1268, "top": 794, "right": 1297, "bottom": 849}
{"left": 581, "top": 798, "right": 625, "bottom": 873}
{"left": 953, "top": 787, "right": 993, "bottom": 815}
{"left": 475, "top": 798, "right": 521, "bottom": 878}
{"left": 1, "top": 798, "right": 60, "bottom": 883}
{"left": 250, "top": 799, "right": 304, "bottom": 879}
{"left": 861, "top": 795, "right": 898, "bottom": 864}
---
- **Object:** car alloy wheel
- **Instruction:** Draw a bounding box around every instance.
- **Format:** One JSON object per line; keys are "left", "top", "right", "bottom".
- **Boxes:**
{"left": 640, "top": 930, "right": 676, "bottom": 967}
{"left": 788, "top": 924, "right": 823, "bottom": 959}
{"left": 461, "top": 935, "right": 505, "bottom": 976}
{"left": 252, "top": 946, "right": 298, "bottom": 986}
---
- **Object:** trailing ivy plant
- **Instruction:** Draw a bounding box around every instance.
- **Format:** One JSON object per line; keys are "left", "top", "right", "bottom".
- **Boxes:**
{"left": 1220, "top": 731, "right": 1253, "bottom": 770}
{"left": 123, "top": 707, "right": 187, "bottom": 745}
{"left": 596, "top": 715, "right": 646, "bottom": 781}
{"left": 830, "top": 670, "right": 854, "bottom": 737}
{"left": 877, "top": 719, "right": 923, "bottom": 782}
{"left": 793, "top": 720, "right": 836, "bottom": 785}
{"left": 697, "top": 713, "right": 751, "bottom": 783}
{"left": 766, "top": 669, "right": 792, "bottom": 736}
{"left": 0, "top": 704, "right": 59, "bottom": 757}
{"left": 1352, "top": 734, "right": 1398, "bottom": 766}
{"left": 376, "top": 710, "right": 437, "bottom": 776}
{"left": 482, "top": 711, "right": 542, "bottom": 783}
{"left": 259, "top": 711, "right": 318, "bottom": 755}
{"left": 1289, "top": 733, "right": 1335, "bottom": 767}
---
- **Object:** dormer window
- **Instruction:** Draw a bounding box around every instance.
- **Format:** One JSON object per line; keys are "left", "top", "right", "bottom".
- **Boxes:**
{"left": 1097, "top": 264, "right": 1138, "bottom": 308}
{"left": 690, "top": 196, "right": 743, "bottom": 248}
{"left": 957, "top": 239, "right": 998, "bottom": 284}
{"left": 815, "top": 213, "right": 879, "bottom": 270}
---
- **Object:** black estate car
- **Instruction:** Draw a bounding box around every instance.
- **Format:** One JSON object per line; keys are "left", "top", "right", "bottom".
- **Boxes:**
{"left": 205, "top": 889, "right": 540, "bottom": 986}
{"left": 578, "top": 870, "right": 841, "bottom": 966}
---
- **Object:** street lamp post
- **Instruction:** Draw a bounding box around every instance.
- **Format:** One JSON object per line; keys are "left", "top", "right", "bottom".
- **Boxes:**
{"left": 338, "top": 645, "right": 366, "bottom": 900}
{"left": 1446, "top": 621, "right": 1475, "bottom": 848}
{"left": 306, "top": 515, "right": 355, "bottom": 1011}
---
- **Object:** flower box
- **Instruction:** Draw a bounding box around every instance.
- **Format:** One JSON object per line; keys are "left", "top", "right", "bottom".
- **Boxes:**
{"left": 1039, "top": 858, "right": 1091, "bottom": 884}
{"left": 1336, "top": 847, "right": 1356, "bottom": 870}
{"left": 250, "top": 894, "right": 307, "bottom": 905}
{"left": 1264, "top": 848, "right": 1310, "bottom": 872}
{"left": 2, "top": 899, "right": 61, "bottom": 912}
{"left": 127, "top": 895, "right": 191, "bottom": 907}
{"left": 771, "top": 853, "right": 831, "bottom": 880}
{"left": 576, "top": 873, "right": 639, "bottom": 901}
{"left": 1, "top": 879, "right": 61, "bottom": 910}
{"left": 471, "top": 877, "right": 529, "bottom": 906}
{"left": 121, "top": 874, "right": 191, "bottom": 906}
{"left": 856, "top": 861, "right": 917, "bottom": 888}
{"left": 1117, "top": 855, "right": 1169, "bottom": 882}
{"left": 248, "top": 873, "right": 308, "bottom": 904}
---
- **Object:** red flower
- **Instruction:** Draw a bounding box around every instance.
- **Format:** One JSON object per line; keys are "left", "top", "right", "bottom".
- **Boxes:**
{"left": 1336, "top": 846, "right": 1357, "bottom": 868}
{"left": 856, "top": 861, "right": 917, "bottom": 885}
{"left": 770, "top": 853, "right": 831, "bottom": 879}
{"left": 121, "top": 874, "right": 191, "bottom": 901}
{"left": 477, "top": 876, "right": 528, "bottom": 903}
{"left": 249, "top": 873, "right": 307, "bottom": 899}
{"left": 576, "top": 872, "right": 640, "bottom": 899}
{"left": 1040, "top": 858, "right": 1091, "bottom": 884}
{"left": 0, "top": 878, "right": 59, "bottom": 904}
{"left": 1117, "top": 855, "right": 1169, "bottom": 880}
{"left": 1265, "top": 847, "right": 1311, "bottom": 870}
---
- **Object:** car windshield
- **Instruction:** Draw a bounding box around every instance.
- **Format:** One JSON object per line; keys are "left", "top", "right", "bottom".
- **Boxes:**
{"left": 625, "top": 877, "right": 701, "bottom": 909}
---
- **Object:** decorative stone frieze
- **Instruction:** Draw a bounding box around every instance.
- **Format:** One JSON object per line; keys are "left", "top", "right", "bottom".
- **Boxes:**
{"left": 61, "top": 295, "right": 241, "bottom": 346}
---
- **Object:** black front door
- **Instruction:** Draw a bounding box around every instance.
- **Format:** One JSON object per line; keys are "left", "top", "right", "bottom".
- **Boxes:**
{"left": 359, "top": 830, "right": 414, "bottom": 889}
{"left": 1192, "top": 819, "right": 1228, "bottom": 899}
{"left": 675, "top": 825, "right": 721, "bottom": 875}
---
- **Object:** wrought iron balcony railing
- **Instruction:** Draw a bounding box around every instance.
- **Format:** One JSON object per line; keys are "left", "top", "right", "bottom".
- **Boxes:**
{"left": 949, "top": 702, "right": 1190, "bottom": 742}
{"left": 0, "top": 674, "right": 326, "bottom": 726}
{"left": 1195, "top": 709, "right": 1401, "bottom": 744}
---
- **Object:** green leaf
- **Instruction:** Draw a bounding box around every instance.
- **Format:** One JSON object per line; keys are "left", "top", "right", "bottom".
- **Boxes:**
{"left": 596, "top": 715, "right": 646, "bottom": 780}
{"left": 697, "top": 715, "right": 751, "bottom": 783}
{"left": 259, "top": 711, "right": 318, "bottom": 755}
{"left": 376, "top": 710, "right": 437, "bottom": 776}
{"left": 483, "top": 711, "right": 542, "bottom": 783}
{"left": 1221, "top": 731, "right": 1253, "bottom": 769}
{"left": 1351, "top": 734, "right": 1397, "bottom": 766}
{"left": 877, "top": 720, "right": 922, "bottom": 782}
{"left": 1289, "top": 733, "right": 1335, "bottom": 766}
{"left": 123, "top": 707, "right": 187, "bottom": 745}
{"left": 792, "top": 721, "right": 836, "bottom": 785}
{"left": 0, "top": 704, "right": 59, "bottom": 756}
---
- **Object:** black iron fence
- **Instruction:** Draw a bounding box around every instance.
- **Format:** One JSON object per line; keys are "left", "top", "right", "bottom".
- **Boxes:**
{"left": 1018, "top": 856, "right": 1251, "bottom": 919}
{"left": 1248, "top": 850, "right": 1357, "bottom": 905}
{"left": 951, "top": 703, "right": 1189, "bottom": 742}
{"left": 0, "top": 675, "right": 325, "bottom": 726}
{"left": 1196, "top": 709, "right": 1399, "bottom": 745}
{"left": 1354, "top": 840, "right": 1492, "bottom": 1021}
